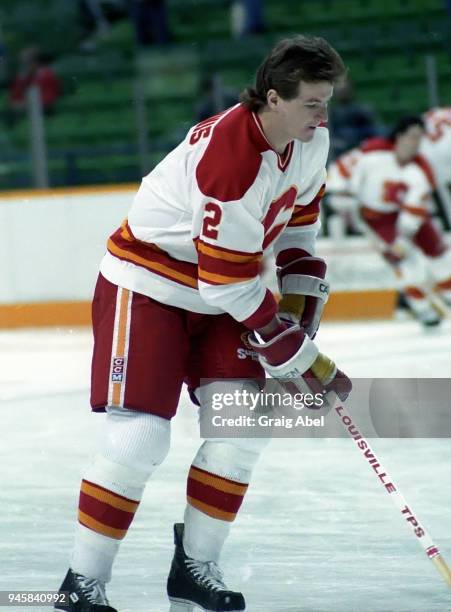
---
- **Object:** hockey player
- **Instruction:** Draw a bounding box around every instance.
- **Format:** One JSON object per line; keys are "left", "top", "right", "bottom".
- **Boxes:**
{"left": 420, "top": 107, "right": 451, "bottom": 227}
{"left": 55, "top": 35, "right": 350, "bottom": 612}
{"left": 327, "top": 116, "right": 451, "bottom": 326}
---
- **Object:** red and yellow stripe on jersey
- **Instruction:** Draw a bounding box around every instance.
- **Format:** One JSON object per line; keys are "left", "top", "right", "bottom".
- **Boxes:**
{"left": 400, "top": 204, "right": 428, "bottom": 218}
{"left": 108, "top": 220, "right": 265, "bottom": 289}
{"left": 288, "top": 184, "right": 325, "bottom": 227}
{"left": 107, "top": 219, "right": 199, "bottom": 289}
{"left": 78, "top": 479, "right": 140, "bottom": 540}
{"left": 197, "top": 239, "right": 262, "bottom": 285}
{"left": 108, "top": 184, "right": 324, "bottom": 292}
{"left": 187, "top": 465, "right": 249, "bottom": 522}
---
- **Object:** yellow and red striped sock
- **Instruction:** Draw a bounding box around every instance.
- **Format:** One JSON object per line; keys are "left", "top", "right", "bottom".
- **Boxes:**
{"left": 78, "top": 479, "right": 140, "bottom": 540}
{"left": 187, "top": 465, "right": 248, "bottom": 523}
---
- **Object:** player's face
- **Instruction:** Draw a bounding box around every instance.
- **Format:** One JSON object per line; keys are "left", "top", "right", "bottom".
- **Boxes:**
{"left": 278, "top": 80, "right": 334, "bottom": 142}
{"left": 396, "top": 125, "right": 425, "bottom": 161}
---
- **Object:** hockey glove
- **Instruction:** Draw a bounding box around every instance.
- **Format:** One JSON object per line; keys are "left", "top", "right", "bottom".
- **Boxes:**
{"left": 248, "top": 323, "right": 351, "bottom": 402}
{"left": 277, "top": 257, "right": 329, "bottom": 339}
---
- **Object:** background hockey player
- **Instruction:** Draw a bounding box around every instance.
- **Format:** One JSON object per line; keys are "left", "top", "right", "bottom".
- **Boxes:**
{"left": 327, "top": 116, "right": 451, "bottom": 326}
{"left": 55, "top": 35, "right": 350, "bottom": 612}
{"left": 420, "top": 106, "right": 451, "bottom": 229}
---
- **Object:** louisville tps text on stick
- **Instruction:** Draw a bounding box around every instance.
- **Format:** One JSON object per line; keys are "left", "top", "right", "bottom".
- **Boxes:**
{"left": 330, "top": 394, "right": 451, "bottom": 587}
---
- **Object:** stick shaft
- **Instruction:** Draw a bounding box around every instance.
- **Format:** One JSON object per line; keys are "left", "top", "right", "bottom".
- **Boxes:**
{"left": 332, "top": 398, "right": 451, "bottom": 586}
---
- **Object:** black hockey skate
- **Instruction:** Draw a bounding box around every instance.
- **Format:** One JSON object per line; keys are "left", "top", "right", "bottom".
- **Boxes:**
{"left": 54, "top": 569, "right": 117, "bottom": 612}
{"left": 167, "top": 523, "right": 245, "bottom": 612}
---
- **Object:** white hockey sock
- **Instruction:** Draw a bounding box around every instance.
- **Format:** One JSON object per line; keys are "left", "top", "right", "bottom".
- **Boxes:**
{"left": 71, "top": 523, "right": 121, "bottom": 584}
{"left": 71, "top": 408, "right": 171, "bottom": 582}
{"left": 71, "top": 455, "right": 148, "bottom": 582}
{"left": 183, "top": 437, "right": 269, "bottom": 563}
{"left": 183, "top": 504, "right": 231, "bottom": 563}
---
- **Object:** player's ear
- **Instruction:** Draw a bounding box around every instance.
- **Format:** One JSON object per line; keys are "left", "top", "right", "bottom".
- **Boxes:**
{"left": 266, "top": 89, "right": 279, "bottom": 109}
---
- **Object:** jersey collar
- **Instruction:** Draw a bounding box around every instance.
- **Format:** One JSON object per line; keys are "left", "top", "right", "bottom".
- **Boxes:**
{"left": 251, "top": 112, "right": 294, "bottom": 171}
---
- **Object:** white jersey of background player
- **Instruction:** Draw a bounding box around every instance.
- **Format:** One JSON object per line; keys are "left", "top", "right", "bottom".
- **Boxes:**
{"left": 325, "top": 147, "right": 363, "bottom": 233}
{"left": 327, "top": 116, "right": 451, "bottom": 325}
{"left": 420, "top": 107, "right": 451, "bottom": 224}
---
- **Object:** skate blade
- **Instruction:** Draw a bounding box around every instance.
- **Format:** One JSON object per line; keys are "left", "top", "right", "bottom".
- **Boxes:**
{"left": 169, "top": 598, "right": 195, "bottom": 612}
{"left": 169, "top": 596, "right": 245, "bottom": 612}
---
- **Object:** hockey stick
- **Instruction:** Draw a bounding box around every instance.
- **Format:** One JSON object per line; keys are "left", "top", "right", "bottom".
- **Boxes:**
{"left": 329, "top": 394, "right": 451, "bottom": 587}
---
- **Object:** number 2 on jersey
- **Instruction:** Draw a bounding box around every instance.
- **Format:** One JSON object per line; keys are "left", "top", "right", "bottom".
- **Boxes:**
{"left": 202, "top": 202, "right": 222, "bottom": 240}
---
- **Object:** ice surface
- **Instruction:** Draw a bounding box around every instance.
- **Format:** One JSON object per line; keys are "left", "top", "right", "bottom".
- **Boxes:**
{"left": 1, "top": 319, "right": 451, "bottom": 611}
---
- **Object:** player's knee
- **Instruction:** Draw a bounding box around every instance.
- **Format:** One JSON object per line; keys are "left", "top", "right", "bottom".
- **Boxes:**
{"left": 193, "top": 437, "right": 269, "bottom": 481}
{"left": 98, "top": 407, "right": 171, "bottom": 477}
{"left": 195, "top": 380, "right": 270, "bottom": 478}
{"left": 197, "top": 379, "right": 262, "bottom": 413}
{"left": 225, "top": 435, "right": 271, "bottom": 460}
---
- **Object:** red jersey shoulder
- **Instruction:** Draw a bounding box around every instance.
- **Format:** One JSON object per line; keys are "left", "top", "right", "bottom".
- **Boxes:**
{"left": 360, "top": 137, "right": 394, "bottom": 153}
{"left": 196, "top": 105, "right": 267, "bottom": 202}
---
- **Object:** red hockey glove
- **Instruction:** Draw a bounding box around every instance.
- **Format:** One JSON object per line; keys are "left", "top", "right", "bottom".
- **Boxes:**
{"left": 248, "top": 323, "right": 351, "bottom": 402}
{"left": 277, "top": 257, "right": 329, "bottom": 339}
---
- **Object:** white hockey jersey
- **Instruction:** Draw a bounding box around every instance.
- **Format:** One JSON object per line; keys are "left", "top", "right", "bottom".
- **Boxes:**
{"left": 327, "top": 138, "right": 435, "bottom": 233}
{"left": 420, "top": 107, "right": 451, "bottom": 185}
{"left": 326, "top": 147, "right": 362, "bottom": 210}
{"left": 101, "top": 104, "right": 328, "bottom": 329}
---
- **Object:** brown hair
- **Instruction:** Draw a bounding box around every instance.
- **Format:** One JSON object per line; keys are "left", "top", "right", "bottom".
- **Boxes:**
{"left": 388, "top": 115, "right": 425, "bottom": 142}
{"left": 240, "top": 35, "right": 346, "bottom": 112}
